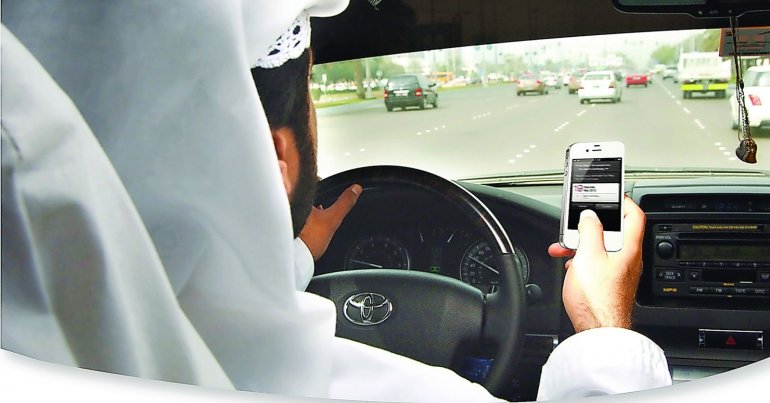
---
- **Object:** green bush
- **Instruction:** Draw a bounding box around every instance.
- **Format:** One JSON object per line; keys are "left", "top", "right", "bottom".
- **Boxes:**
{"left": 310, "top": 88, "right": 322, "bottom": 101}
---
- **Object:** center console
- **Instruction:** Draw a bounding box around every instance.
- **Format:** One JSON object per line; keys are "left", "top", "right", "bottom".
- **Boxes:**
{"left": 632, "top": 190, "right": 770, "bottom": 377}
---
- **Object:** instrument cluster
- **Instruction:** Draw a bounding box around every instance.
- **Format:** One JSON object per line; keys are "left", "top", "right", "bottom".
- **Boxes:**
{"left": 340, "top": 224, "right": 529, "bottom": 294}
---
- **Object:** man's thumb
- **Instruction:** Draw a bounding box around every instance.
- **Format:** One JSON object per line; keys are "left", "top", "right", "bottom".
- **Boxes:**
{"left": 577, "top": 209, "right": 606, "bottom": 255}
{"left": 326, "top": 184, "right": 362, "bottom": 224}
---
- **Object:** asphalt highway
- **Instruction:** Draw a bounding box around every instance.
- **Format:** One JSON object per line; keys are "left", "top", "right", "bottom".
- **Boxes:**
{"left": 316, "top": 79, "right": 769, "bottom": 180}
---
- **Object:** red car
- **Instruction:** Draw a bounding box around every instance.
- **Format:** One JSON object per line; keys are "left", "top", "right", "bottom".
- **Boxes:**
{"left": 626, "top": 73, "right": 648, "bottom": 88}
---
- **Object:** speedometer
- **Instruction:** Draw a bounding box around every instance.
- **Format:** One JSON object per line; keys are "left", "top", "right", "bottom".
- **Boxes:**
{"left": 459, "top": 240, "right": 529, "bottom": 293}
{"left": 344, "top": 235, "right": 410, "bottom": 270}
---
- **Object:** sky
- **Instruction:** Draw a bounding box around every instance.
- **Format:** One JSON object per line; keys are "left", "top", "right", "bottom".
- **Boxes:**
{"left": 407, "top": 28, "right": 710, "bottom": 72}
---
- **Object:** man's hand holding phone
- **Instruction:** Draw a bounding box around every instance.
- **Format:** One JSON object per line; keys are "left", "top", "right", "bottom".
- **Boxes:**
{"left": 549, "top": 197, "right": 646, "bottom": 333}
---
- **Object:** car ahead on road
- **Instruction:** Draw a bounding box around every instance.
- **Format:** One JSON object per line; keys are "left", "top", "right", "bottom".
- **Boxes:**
{"left": 578, "top": 70, "right": 623, "bottom": 103}
{"left": 567, "top": 69, "right": 589, "bottom": 94}
{"left": 731, "top": 65, "right": 770, "bottom": 131}
{"left": 516, "top": 73, "right": 548, "bottom": 95}
{"left": 383, "top": 74, "right": 438, "bottom": 111}
{"left": 626, "top": 72, "right": 649, "bottom": 87}
{"left": 663, "top": 65, "right": 679, "bottom": 82}
{"left": 542, "top": 74, "right": 560, "bottom": 90}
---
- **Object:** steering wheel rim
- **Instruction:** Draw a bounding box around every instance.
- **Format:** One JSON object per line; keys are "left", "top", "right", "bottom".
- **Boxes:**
{"left": 306, "top": 165, "right": 525, "bottom": 395}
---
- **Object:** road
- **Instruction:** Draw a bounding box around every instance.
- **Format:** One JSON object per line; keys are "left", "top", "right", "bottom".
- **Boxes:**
{"left": 316, "top": 79, "right": 769, "bottom": 179}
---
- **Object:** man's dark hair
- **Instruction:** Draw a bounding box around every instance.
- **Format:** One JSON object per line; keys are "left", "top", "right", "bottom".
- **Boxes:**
{"left": 251, "top": 49, "right": 317, "bottom": 238}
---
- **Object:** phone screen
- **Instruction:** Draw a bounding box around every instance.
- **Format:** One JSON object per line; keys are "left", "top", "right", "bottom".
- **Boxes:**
{"left": 567, "top": 157, "right": 622, "bottom": 231}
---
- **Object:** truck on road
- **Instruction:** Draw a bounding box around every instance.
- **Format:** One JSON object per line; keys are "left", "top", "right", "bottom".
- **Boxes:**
{"left": 678, "top": 52, "right": 731, "bottom": 99}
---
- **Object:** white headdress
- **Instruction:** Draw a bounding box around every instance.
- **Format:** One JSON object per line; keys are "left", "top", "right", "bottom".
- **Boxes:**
{"left": 253, "top": 11, "right": 312, "bottom": 68}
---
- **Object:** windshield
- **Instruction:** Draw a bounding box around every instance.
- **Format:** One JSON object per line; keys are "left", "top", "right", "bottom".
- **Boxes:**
{"left": 312, "top": 29, "right": 769, "bottom": 180}
{"left": 584, "top": 73, "right": 613, "bottom": 81}
{"left": 746, "top": 70, "right": 770, "bottom": 87}
{"left": 387, "top": 76, "right": 418, "bottom": 88}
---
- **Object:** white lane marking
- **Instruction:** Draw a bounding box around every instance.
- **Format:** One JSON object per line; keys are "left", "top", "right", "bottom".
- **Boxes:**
{"left": 523, "top": 149, "right": 530, "bottom": 153}
{"left": 675, "top": 100, "right": 682, "bottom": 105}
{"left": 683, "top": 107, "right": 691, "bottom": 114}
{"left": 516, "top": 154, "right": 523, "bottom": 158}
{"left": 554, "top": 121, "right": 571, "bottom": 132}
{"left": 577, "top": 110, "right": 587, "bottom": 117}
{"left": 729, "top": 157, "right": 737, "bottom": 161}
{"left": 344, "top": 152, "right": 351, "bottom": 156}
{"left": 359, "top": 148, "right": 366, "bottom": 152}
{"left": 528, "top": 99, "right": 538, "bottom": 104}
{"left": 670, "top": 95, "right": 676, "bottom": 100}
{"left": 417, "top": 124, "right": 448, "bottom": 135}
{"left": 723, "top": 151, "right": 731, "bottom": 156}
{"left": 694, "top": 119, "right": 705, "bottom": 130}
{"left": 590, "top": 104, "right": 596, "bottom": 108}
{"left": 529, "top": 144, "right": 537, "bottom": 148}
{"left": 507, "top": 159, "right": 516, "bottom": 163}
{"left": 719, "top": 146, "right": 726, "bottom": 151}
{"left": 715, "top": 142, "right": 722, "bottom": 146}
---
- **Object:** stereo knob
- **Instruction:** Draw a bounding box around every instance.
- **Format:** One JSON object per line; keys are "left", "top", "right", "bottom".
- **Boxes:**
{"left": 656, "top": 241, "right": 674, "bottom": 259}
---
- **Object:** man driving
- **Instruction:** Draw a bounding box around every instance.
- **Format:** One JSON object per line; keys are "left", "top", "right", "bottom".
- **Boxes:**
{"left": 2, "top": 0, "right": 671, "bottom": 401}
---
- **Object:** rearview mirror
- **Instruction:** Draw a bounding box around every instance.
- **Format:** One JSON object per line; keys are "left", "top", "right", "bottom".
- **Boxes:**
{"left": 611, "top": 0, "right": 770, "bottom": 18}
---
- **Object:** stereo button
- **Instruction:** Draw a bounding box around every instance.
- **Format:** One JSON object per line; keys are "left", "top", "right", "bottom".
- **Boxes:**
{"left": 759, "top": 272, "right": 770, "bottom": 282}
{"left": 690, "top": 286, "right": 708, "bottom": 294}
{"left": 733, "top": 288, "right": 750, "bottom": 296}
{"left": 656, "top": 241, "right": 675, "bottom": 259}
{"left": 754, "top": 289, "right": 769, "bottom": 296}
{"left": 712, "top": 287, "right": 729, "bottom": 295}
{"left": 657, "top": 269, "right": 683, "bottom": 282}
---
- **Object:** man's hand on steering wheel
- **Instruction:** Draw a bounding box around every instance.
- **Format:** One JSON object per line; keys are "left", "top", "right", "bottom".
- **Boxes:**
{"left": 299, "top": 184, "right": 362, "bottom": 260}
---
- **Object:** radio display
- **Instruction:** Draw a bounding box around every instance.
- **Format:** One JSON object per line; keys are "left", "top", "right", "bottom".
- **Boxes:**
{"left": 678, "top": 244, "right": 770, "bottom": 262}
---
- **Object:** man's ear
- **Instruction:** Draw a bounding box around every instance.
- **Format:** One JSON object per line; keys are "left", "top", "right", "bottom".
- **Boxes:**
{"left": 272, "top": 127, "right": 293, "bottom": 196}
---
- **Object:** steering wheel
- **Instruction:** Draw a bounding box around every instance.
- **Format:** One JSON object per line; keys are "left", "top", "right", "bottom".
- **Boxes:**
{"left": 306, "top": 166, "right": 525, "bottom": 396}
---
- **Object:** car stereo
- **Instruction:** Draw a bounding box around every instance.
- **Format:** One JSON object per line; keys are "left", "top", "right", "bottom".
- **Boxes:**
{"left": 650, "top": 222, "right": 770, "bottom": 300}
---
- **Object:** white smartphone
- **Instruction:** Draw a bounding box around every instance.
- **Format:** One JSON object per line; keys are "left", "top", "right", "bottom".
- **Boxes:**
{"left": 559, "top": 141, "right": 625, "bottom": 252}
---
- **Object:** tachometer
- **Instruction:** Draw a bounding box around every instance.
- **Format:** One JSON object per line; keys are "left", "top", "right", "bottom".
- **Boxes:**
{"left": 345, "top": 235, "right": 410, "bottom": 270}
{"left": 460, "top": 241, "right": 529, "bottom": 292}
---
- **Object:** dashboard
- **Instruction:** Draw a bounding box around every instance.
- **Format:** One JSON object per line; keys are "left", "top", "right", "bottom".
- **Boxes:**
{"left": 313, "top": 173, "right": 770, "bottom": 399}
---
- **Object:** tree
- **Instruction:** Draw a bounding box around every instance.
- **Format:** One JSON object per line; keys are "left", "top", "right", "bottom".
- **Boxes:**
{"left": 312, "top": 60, "right": 356, "bottom": 83}
{"left": 696, "top": 30, "right": 721, "bottom": 52}
{"left": 371, "top": 56, "right": 405, "bottom": 79}
{"left": 353, "top": 60, "right": 365, "bottom": 99}
{"left": 650, "top": 44, "right": 679, "bottom": 65}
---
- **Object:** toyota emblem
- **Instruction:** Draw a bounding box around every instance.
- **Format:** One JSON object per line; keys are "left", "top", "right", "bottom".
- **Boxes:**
{"left": 343, "top": 293, "right": 393, "bottom": 326}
